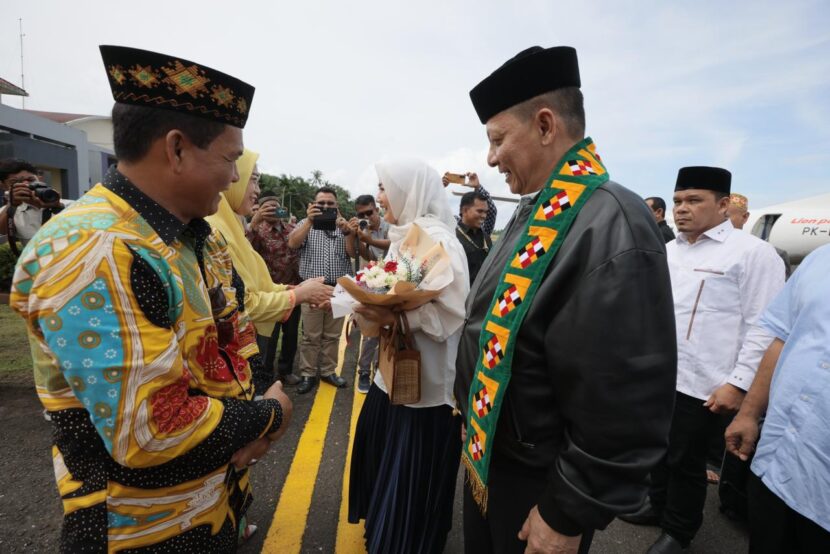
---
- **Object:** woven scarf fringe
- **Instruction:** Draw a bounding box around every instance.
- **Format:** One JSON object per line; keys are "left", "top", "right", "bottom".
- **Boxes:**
{"left": 462, "top": 454, "right": 488, "bottom": 515}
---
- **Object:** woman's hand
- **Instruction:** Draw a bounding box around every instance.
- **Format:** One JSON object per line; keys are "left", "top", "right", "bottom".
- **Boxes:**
{"left": 293, "top": 277, "right": 333, "bottom": 307}
{"left": 354, "top": 304, "right": 397, "bottom": 327}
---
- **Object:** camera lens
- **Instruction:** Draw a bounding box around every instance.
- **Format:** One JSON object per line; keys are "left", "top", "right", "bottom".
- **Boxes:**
{"left": 29, "top": 182, "right": 60, "bottom": 204}
{"left": 359, "top": 220, "right": 369, "bottom": 230}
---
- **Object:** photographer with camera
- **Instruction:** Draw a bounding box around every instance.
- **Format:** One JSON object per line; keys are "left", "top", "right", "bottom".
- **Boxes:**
{"left": 288, "top": 186, "right": 357, "bottom": 394}
{"left": 0, "top": 159, "right": 69, "bottom": 250}
{"left": 247, "top": 193, "right": 303, "bottom": 387}
{"left": 345, "top": 193, "right": 391, "bottom": 393}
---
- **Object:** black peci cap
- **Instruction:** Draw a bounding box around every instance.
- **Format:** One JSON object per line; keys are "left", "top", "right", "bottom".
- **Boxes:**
{"left": 675, "top": 166, "right": 732, "bottom": 194}
{"left": 469, "top": 46, "right": 580, "bottom": 124}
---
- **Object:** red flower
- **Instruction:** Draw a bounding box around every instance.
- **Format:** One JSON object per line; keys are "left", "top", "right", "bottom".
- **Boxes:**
{"left": 383, "top": 260, "right": 398, "bottom": 273}
{"left": 355, "top": 271, "right": 364, "bottom": 282}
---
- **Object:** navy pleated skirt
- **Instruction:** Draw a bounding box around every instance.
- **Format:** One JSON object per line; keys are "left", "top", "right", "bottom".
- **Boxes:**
{"left": 348, "top": 384, "right": 462, "bottom": 554}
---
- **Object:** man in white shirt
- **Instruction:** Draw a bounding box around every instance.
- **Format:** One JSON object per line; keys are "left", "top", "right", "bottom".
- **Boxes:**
{"left": 623, "top": 166, "right": 785, "bottom": 554}
{"left": 0, "top": 159, "right": 69, "bottom": 248}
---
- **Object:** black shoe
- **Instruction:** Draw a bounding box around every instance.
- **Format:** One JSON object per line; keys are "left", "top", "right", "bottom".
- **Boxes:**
{"left": 279, "top": 374, "right": 301, "bottom": 387}
{"left": 320, "top": 373, "right": 347, "bottom": 388}
{"left": 646, "top": 533, "right": 687, "bottom": 553}
{"left": 296, "top": 377, "right": 317, "bottom": 394}
{"left": 618, "top": 498, "right": 661, "bottom": 526}
{"left": 357, "top": 372, "right": 370, "bottom": 394}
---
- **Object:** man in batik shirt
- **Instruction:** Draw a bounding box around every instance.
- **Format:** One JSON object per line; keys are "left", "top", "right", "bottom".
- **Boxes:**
{"left": 10, "top": 46, "right": 291, "bottom": 552}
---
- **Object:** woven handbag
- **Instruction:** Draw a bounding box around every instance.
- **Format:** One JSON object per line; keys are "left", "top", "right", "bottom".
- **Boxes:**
{"left": 378, "top": 312, "right": 421, "bottom": 405}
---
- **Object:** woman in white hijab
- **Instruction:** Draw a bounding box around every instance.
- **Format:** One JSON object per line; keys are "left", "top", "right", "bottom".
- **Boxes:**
{"left": 347, "top": 159, "right": 470, "bottom": 553}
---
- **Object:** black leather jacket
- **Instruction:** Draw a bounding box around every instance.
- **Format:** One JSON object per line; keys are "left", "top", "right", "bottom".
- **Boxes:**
{"left": 454, "top": 181, "right": 677, "bottom": 535}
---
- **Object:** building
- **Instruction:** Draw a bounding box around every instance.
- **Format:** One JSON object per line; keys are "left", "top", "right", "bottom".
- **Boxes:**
{"left": 0, "top": 103, "right": 115, "bottom": 200}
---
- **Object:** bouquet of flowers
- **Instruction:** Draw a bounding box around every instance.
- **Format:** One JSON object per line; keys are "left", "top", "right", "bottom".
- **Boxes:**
{"left": 354, "top": 255, "right": 429, "bottom": 293}
{"left": 332, "top": 223, "right": 453, "bottom": 336}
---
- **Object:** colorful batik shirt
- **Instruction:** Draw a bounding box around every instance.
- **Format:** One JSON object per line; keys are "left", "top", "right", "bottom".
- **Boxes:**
{"left": 247, "top": 220, "right": 300, "bottom": 285}
{"left": 10, "top": 168, "right": 283, "bottom": 552}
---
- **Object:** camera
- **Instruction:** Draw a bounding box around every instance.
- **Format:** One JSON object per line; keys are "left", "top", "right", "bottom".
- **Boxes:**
{"left": 359, "top": 219, "right": 369, "bottom": 231}
{"left": 28, "top": 182, "right": 60, "bottom": 204}
{"left": 312, "top": 207, "right": 338, "bottom": 230}
{"left": 274, "top": 206, "right": 289, "bottom": 219}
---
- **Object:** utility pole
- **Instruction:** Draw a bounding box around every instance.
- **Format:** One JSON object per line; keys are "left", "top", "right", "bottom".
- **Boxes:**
{"left": 19, "top": 18, "right": 26, "bottom": 109}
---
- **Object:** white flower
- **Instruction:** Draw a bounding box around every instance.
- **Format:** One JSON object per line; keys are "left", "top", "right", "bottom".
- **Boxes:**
{"left": 62, "top": 361, "right": 72, "bottom": 370}
{"left": 104, "top": 305, "right": 115, "bottom": 314}
{"left": 107, "top": 389, "right": 118, "bottom": 398}
{"left": 106, "top": 418, "right": 115, "bottom": 426}
{"left": 110, "top": 330, "right": 120, "bottom": 339}
{"left": 93, "top": 280, "right": 106, "bottom": 291}
{"left": 84, "top": 398, "right": 91, "bottom": 407}
{"left": 105, "top": 349, "right": 117, "bottom": 359}
{"left": 87, "top": 375, "right": 97, "bottom": 384}
{"left": 88, "top": 317, "right": 101, "bottom": 327}
{"left": 68, "top": 306, "right": 81, "bottom": 316}
{"left": 56, "top": 337, "right": 67, "bottom": 348}
{"left": 82, "top": 358, "right": 94, "bottom": 368}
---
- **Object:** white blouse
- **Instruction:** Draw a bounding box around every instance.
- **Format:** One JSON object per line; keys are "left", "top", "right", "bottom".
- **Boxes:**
{"left": 373, "top": 225, "right": 470, "bottom": 408}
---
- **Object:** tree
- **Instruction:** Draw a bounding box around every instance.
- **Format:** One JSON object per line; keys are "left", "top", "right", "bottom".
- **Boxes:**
{"left": 258, "top": 172, "right": 356, "bottom": 220}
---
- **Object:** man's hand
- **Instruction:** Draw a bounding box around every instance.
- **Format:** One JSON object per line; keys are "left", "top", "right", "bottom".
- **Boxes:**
{"left": 263, "top": 381, "right": 293, "bottom": 442}
{"left": 230, "top": 437, "right": 270, "bottom": 469}
{"left": 441, "top": 173, "right": 451, "bottom": 188}
{"left": 725, "top": 413, "right": 760, "bottom": 462}
{"left": 464, "top": 172, "right": 481, "bottom": 189}
{"left": 10, "top": 182, "right": 36, "bottom": 208}
{"left": 703, "top": 383, "right": 745, "bottom": 414}
{"left": 251, "top": 203, "right": 276, "bottom": 228}
{"left": 336, "top": 214, "right": 351, "bottom": 234}
{"left": 306, "top": 202, "right": 321, "bottom": 221}
{"left": 347, "top": 217, "right": 360, "bottom": 236}
{"left": 518, "top": 506, "right": 581, "bottom": 554}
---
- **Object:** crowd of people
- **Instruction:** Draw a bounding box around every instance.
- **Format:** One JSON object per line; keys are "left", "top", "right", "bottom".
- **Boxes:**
{"left": 3, "top": 42, "right": 828, "bottom": 554}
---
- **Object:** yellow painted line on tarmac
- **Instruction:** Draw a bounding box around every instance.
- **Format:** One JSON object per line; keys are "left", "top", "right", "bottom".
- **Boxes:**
{"left": 335, "top": 371, "right": 367, "bottom": 553}
{"left": 261, "top": 323, "right": 351, "bottom": 553}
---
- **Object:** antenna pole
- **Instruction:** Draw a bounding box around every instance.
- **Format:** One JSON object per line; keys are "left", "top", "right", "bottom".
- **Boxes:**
{"left": 19, "top": 18, "right": 26, "bottom": 108}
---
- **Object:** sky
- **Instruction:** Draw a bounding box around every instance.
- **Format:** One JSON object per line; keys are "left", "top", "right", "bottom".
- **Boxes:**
{"left": 2, "top": 0, "right": 829, "bottom": 228}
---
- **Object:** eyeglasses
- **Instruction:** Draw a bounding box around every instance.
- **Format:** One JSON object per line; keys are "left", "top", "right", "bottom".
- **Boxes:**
{"left": 316, "top": 201, "right": 337, "bottom": 207}
{"left": 356, "top": 209, "right": 375, "bottom": 219}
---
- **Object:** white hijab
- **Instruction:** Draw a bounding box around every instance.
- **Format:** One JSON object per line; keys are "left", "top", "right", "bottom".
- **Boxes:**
{"left": 375, "top": 158, "right": 457, "bottom": 243}
{"left": 373, "top": 158, "right": 470, "bottom": 408}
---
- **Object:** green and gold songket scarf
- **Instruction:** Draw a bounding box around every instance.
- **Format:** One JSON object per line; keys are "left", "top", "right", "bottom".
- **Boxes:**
{"left": 463, "top": 137, "right": 609, "bottom": 511}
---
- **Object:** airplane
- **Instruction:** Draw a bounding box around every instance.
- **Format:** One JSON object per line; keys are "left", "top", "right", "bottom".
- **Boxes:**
{"left": 746, "top": 192, "right": 830, "bottom": 265}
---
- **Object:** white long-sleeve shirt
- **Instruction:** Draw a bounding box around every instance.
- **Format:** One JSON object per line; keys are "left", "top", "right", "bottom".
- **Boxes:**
{"left": 668, "top": 220, "right": 784, "bottom": 400}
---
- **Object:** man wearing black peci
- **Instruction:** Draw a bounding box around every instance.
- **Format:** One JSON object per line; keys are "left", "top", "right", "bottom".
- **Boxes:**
{"left": 454, "top": 46, "right": 677, "bottom": 554}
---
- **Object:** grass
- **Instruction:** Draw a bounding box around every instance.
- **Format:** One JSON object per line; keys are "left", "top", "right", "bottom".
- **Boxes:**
{"left": 0, "top": 302, "right": 32, "bottom": 375}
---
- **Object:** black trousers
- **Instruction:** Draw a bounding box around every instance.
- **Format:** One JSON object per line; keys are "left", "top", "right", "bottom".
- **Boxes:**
{"left": 463, "top": 456, "right": 593, "bottom": 554}
{"left": 262, "top": 307, "right": 301, "bottom": 377}
{"left": 748, "top": 472, "right": 830, "bottom": 554}
{"left": 649, "top": 391, "right": 721, "bottom": 546}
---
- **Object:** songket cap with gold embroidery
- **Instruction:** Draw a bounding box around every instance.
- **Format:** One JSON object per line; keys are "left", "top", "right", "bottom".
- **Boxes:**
{"left": 675, "top": 166, "right": 732, "bottom": 194}
{"left": 99, "top": 45, "right": 255, "bottom": 128}
{"left": 730, "top": 193, "right": 749, "bottom": 212}
{"left": 469, "top": 46, "right": 580, "bottom": 124}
